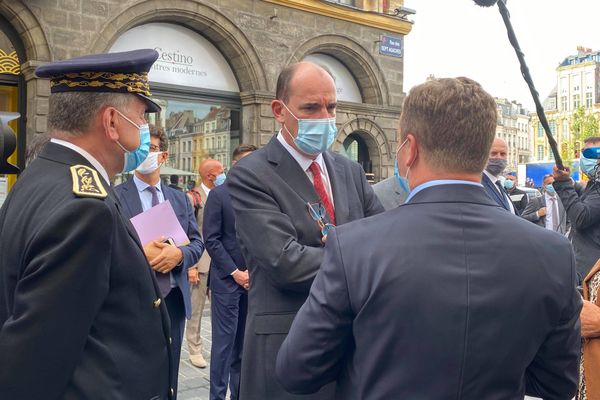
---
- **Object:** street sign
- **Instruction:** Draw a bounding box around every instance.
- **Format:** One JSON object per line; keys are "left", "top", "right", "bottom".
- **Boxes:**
{"left": 379, "top": 35, "right": 403, "bottom": 58}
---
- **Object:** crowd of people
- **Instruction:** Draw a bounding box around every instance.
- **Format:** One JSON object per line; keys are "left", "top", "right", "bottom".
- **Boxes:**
{"left": 1, "top": 47, "right": 600, "bottom": 400}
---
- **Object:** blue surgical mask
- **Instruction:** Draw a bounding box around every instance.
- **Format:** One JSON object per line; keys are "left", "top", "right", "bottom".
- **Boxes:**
{"left": 115, "top": 110, "right": 150, "bottom": 172}
{"left": 214, "top": 173, "right": 226, "bottom": 186}
{"left": 281, "top": 102, "right": 337, "bottom": 156}
{"left": 545, "top": 184, "right": 556, "bottom": 195}
{"left": 395, "top": 138, "right": 411, "bottom": 195}
{"left": 580, "top": 156, "right": 598, "bottom": 177}
{"left": 503, "top": 179, "right": 514, "bottom": 190}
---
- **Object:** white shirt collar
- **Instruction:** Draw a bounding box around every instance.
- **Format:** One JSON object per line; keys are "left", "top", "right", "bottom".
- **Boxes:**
{"left": 276, "top": 130, "right": 326, "bottom": 173}
{"left": 200, "top": 183, "right": 211, "bottom": 196}
{"left": 483, "top": 169, "right": 499, "bottom": 183}
{"left": 50, "top": 138, "right": 110, "bottom": 184}
{"left": 133, "top": 174, "right": 162, "bottom": 193}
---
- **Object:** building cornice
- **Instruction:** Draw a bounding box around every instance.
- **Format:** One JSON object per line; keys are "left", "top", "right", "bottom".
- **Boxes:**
{"left": 263, "top": 0, "right": 413, "bottom": 35}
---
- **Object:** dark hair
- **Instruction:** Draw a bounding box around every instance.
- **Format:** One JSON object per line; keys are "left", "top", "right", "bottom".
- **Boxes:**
{"left": 275, "top": 61, "right": 335, "bottom": 102}
{"left": 170, "top": 174, "right": 179, "bottom": 184}
{"left": 149, "top": 124, "right": 168, "bottom": 151}
{"left": 584, "top": 137, "right": 600, "bottom": 145}
{"left": 542, "top": 174, "right": 554, "bottom": 184}
{"left": 232, "top": 144, "right": 258, "bottom": 161}
{"left": 399, "top": 77, "right": 497, "bottom": 174}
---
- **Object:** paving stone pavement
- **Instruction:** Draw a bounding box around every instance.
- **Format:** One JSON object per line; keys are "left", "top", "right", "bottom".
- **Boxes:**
{"left": 177, "top": 304, "right": 216, "bottom": 400}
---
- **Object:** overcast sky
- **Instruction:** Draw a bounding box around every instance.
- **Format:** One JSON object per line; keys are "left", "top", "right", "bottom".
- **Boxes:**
{"left": 402, "top": 0, "right": 600, "bottom": 110}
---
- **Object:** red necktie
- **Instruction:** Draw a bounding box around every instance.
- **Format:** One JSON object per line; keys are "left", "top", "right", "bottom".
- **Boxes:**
{"left": 309, "top": 162, "right": 336, "bottom": 225}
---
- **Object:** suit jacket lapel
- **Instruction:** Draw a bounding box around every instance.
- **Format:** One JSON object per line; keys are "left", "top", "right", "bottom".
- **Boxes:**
{"left": 266, "top": 136, "right": 321, "bottom": 205}
{"left": 323, "top": 151, "right": 349, "bottom": 225}
{"left": 116, "top": 179, "right": 146, "bottom": 249}
{"left": 482, "top": 173, "right": 509, "bottom": 210}
{"left": 120, "top": 178, "right": 144, "bottom": 218}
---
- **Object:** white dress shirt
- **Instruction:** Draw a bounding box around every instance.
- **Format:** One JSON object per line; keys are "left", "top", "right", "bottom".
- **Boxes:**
{"left": 276, "top": 131, "right": 335, "bottom": 206}
{"left": 544, "top": 192, "right": 558, "bottom": 232}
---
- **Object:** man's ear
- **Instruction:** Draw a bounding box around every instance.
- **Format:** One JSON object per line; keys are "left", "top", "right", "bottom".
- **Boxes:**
{"left": 101, "top": 107, "right": 120, "bottom": 141}
{"left": 271, "top": 100, "right": 285, "bottom": 124}
{"left": 404, "top": 134, "right": 419, "bottom": 168}
{"left": 160, "top": 151, "right": 168, "bottom": 163}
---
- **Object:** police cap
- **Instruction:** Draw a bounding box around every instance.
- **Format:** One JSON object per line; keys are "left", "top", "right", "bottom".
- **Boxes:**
{"left": 35, "top": 49, "right": 161, "bottom": 113}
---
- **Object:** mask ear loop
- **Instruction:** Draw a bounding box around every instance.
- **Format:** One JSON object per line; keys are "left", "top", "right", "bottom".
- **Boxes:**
{"left": 396, "top": 137, "right": 414, "bottom": 182}
{"left": 279, "top": 101, "right": 300, "bottom": 141}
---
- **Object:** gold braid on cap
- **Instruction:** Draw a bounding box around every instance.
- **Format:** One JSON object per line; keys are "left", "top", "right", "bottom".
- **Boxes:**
{"left": 51, "top": 71, "right": 151, "bottom": 96}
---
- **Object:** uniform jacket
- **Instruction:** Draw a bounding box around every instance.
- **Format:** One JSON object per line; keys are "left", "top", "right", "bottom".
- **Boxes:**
{"left": 521, "top": 193, "right": 570, "bottom": 236}
{"left": 114, "top": 177, "right": 204, "bottom": 319}
{"left": 277, "top": 183, "right": 581, "bottom": 400}
{"left": 203, "top": 184, "right": 246, "bottom": 294}
{"left": 508, "top": 187, "right": 529, "bottom": 215}
{"left": 0, "top": 143, "right": 173, "bottom": 400}
{"left": 226, "top": 135, "right": 384, "bottom": 400}
{"left": 372, "top": 176, "right": 408, "bottom": 210}
{"left": 554, "top": 179, "right": 600, "bottom": 279}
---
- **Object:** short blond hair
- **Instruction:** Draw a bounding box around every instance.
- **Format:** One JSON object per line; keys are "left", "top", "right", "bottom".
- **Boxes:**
{"left": 399, "top": 77, "right": 497, "bottom": 174}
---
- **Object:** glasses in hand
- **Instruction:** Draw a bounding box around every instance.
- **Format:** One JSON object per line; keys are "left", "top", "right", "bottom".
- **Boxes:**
{"left": 307, "top": 202, "right": 335, "bottom": 238}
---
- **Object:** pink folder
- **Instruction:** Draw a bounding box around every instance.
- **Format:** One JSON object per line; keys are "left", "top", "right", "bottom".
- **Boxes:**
{"left": 129, "top": 200, "right": 190, "bottom": 246}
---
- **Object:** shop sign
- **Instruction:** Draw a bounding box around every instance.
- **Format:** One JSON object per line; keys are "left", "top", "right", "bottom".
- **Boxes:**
{"left": 110, "top": 23, "right": 239, "bottom": 92}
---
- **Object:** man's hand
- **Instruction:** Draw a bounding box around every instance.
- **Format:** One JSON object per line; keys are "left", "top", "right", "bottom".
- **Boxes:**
{"left": 143, "top": 241, "right": 162, "bottom": 262}
{"left": 553, "top": 165, "right": 571, "bottom": 182}
{"left": 149, "top": 240, "right": 183, "bottom": 273}
{"left": 538, "top": 207, "right": 547, "bottom": 217}
{"left": 232, "top": 269, "right": 249, "bottom": 289}
{"left": 581, "top": 300, "right": 600, "bottom": 338}
{"left": 188, "top": 267, "right": 199, "bottom": 285}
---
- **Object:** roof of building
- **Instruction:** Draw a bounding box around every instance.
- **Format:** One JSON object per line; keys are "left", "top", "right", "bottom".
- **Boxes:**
{"left": 559, "top": 47, "right": 600, "bottom": 67}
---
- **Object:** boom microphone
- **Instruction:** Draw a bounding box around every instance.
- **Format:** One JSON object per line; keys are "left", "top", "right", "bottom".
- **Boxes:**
{"left": 473, "top": 0, "right": 499, "bottom": 7}
{"left": 472, "top": 0, "right": 564, "bottom": 169}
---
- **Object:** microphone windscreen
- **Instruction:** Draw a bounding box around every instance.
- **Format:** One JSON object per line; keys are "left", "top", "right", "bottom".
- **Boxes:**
{"left": 473, "top": 0, "right": 498, "bottom": 7}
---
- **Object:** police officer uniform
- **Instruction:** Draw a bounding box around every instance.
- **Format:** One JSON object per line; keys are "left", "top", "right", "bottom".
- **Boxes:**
{"left": 0, "top": 50, "right": 175, "bottom": 399}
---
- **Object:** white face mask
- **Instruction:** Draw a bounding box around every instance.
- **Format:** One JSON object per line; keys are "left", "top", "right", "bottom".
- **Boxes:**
{"left": 136, "top": 151, "right": 163, "bottom": 175}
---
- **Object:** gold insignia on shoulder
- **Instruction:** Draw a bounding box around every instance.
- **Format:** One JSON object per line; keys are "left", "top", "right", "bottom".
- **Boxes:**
{"left": 70, "top": 165, "right": 107, "bottom": 199}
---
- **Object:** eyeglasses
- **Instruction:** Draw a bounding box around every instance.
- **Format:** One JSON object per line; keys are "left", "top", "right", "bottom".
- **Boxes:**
{"left": 307, "top": 202, "right": 335, "bottom": 238}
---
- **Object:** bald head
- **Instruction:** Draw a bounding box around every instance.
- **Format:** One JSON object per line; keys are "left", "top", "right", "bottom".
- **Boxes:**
{"left": 489, "top": 137, "right": 508, "bottom": 160}
{"left": 276, "top": 61, "right": 335, "bottom": 102}
{"left": 199, "top": 159, "right": 224, "bottom": 188}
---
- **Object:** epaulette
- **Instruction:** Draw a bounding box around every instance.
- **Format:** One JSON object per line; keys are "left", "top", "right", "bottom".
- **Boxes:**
{"left": 70, "top": 165, "right": 107, "bottom": 199}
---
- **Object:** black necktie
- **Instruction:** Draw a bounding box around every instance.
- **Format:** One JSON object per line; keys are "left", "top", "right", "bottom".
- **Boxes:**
{"left": 146, "top": 186, "right": 171, "bottom": 297}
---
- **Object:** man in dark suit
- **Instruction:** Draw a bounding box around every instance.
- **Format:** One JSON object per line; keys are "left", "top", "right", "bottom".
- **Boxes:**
{"left": 204, "top": 144, "right": 256, "bottom": 400}
{"left": 227, "top": 61, "right": 384, "bottom": 400}
{"left": 0, "top": 50, "right": 177, "bottom": 398}
{"left": 521, "top": 174, "right": 570, "bottom": 236}
{"left": 115, "top": 126, "right": 204, "bottom": 398}
{"left": 504, "top": 173, "right": 529, "bottom": 215}
{"left": 553, "top": 136, "right": 600, "bottom": 280}
{"left": 482, "top": 137, "right": 516, "bottom": 214}
{"left": 276, "top": 77, "right": 581, "bottom": 399}
{"left": 169, "top": 174, "right": 183, "bottom": 191}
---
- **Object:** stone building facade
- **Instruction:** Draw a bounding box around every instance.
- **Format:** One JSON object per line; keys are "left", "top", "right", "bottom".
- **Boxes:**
{"left": 0, "top": 0, "right": 412, "bottom": 194}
